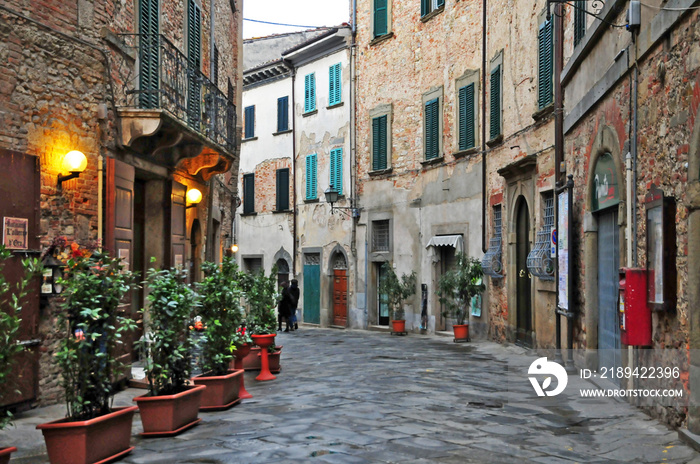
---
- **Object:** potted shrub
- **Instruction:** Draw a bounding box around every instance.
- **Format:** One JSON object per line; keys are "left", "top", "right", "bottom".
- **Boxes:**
{"left": 243, "top": 269, "right": 279, "bottom": 381}
{"left": 191, "top": 257, "right": 245, "bottom": 410}
{"left": 133, "top": 265, "right": 205, "bottom": 436}
{"left": 437, "top": 253, "right": 485, "bottom": 342}
{"left": 0, "top": 245, "right": 41, "bottom": 464}
{"left": 378, "top": 262, "right": 417, "bottom": 334}
{"left": 36, "top": 249, "right": 139, "bottom": 464}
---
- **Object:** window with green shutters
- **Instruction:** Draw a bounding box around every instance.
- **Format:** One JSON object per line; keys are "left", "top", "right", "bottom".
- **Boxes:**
{"left": 276, "top": 168, "right": 289, "bottom": 211}
{"left": 422, "top": 0, "right": 445, "bottom": 17}
{"left": 187, "top": 0, "right": 202, "bottom": 127}
{"left": 329, "top": 63, "right": 342, "bottom": 106}
{"left": 374, "top": 0, "right": 388, "bottom": 37}
{"left": 538, "top": 19, "right": 554, "bottom": 110}
{"left": 372, "top": 115, "right": 388, "bottom": 171}
{"left": 304, "top": 73, "right": 316, "bottom": 113}
{"left": 330, "top": 148, "right": 343, "bottom": 196}
{"left": 424, "top": 98, "right": 439, "bottom": 160}
{"left": 244, "top": 105, "right": 255, "bottom": 139}
{"left": 574, "top": 1, "right": 586, "bottom": 46}
{"left": 277, "top": 97, "right": 289, "bottom": 132}
{"left": 243, "top": 173, "right": 255, "bottom": 214}
{"left": 305, "top": 154, "right": 317, "bottom": 200}
{"left": 458, "top": 83, "right": 476, "bottom": 151}
{"left": 489, "top": 65, "right": 501, "bottom": 140}
{"left": 139, "top": 0, "right": 159, "bottom": 109}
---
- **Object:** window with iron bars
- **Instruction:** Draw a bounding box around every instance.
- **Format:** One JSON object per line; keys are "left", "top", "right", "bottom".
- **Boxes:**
{"left": 482, "top": 206, "right": 504, "bottom": 278}
{"left": 372, "top": 220, "right": 390, "bottom": 252}
{"left": 526, "top": 193, "right": 555, "bottom": 280}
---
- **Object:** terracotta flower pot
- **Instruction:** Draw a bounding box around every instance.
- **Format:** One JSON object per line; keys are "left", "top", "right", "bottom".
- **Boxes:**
{"left": 453, "top": 324, "right": 469, "bottom": 342}
{"left": 241, "top": 346, "right": 262, "bottom": 370}
{"left": 0, "top": 447, "right": 17, "bottom": 464}
{"left": 391, "top": 319, "right": 406, "bottom": 334}
{"left": 251, "top": 334, "right": 276, "bottom": 381}
{"left": 192, "top": 369, "right": 244, "bottom": 411}
{"left": 133, "top": 384, "right": 205, "bottom": 437}
{"left": 36, "top": 406, "right": 137, "bottom": 464}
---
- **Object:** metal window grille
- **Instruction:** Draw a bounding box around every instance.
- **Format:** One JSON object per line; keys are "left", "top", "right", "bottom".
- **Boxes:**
{"left": 482, "top": 206, "right": 504, "bottom": 278}
{"left": 372, "top": 220, "right": 390, "bottom": 252}
{"left": 527, "top": 193, "right": 556, "bottom": 280}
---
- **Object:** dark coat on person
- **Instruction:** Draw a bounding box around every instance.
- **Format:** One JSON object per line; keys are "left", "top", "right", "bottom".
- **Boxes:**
{"left": 289, "top": 283, "right": 300, "bottom": 310}
{"left": 277, "top": 286, "right": 294, "bottom": 318}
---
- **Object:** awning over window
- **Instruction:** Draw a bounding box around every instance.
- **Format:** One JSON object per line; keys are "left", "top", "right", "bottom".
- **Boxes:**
{"left": 426, "top": 235, "right": 463, "bottom": 253}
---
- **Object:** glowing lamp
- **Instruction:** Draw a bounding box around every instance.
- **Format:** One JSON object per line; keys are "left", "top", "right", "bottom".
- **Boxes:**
{"left": 230, "top": 244, "right": 239, "bottom": 253}
{"left": 57, "top": 150, "right": 88, "bottom": 189}
{"left": 186, "top": 188, "right": 203, "bottom": 207}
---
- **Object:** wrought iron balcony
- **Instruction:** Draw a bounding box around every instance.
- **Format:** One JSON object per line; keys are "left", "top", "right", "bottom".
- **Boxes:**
{"left": 110, "top": 33, "right": 236, "bottom": 177}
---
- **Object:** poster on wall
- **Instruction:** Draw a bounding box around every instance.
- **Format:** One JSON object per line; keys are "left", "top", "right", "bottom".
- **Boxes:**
{"left": 3, "top": 217, "right": 28, "bottom": 250}
{"left": 557, "top": 191, "right": 569, "bottom": 311}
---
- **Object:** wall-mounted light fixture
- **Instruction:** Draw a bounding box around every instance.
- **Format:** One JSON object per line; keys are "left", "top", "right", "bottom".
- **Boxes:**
{"left": 230, "top": 243, "right": 239, "bottom": 253}
{"left": 186, "top": 188, "right": 203, "bottom": 208}
{"left": 324, "top": 185, "right": 360, "bottom": 218}
{"left": 57, "top": 150, "right": 88, "bottom": 189}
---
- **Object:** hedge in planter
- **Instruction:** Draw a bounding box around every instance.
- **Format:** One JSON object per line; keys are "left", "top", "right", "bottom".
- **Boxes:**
{"left": 134, "top": 265, "right": 205, "bottom": 436}
{"left": 378, "top": 263, "right": 417, "bottom": 334}
{"left": 437, "top": 253, "right": 484, "bottom": 342}
{"left": 36, "top": 249, "right": 139, "bottom": 464}
{"left": 192, "top": 257, "right": 245, "bottom": 410}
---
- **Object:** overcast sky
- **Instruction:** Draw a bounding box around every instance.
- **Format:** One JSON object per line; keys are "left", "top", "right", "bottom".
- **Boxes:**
{"left": 243, "top": 0, "right": 350, "bottom": 39}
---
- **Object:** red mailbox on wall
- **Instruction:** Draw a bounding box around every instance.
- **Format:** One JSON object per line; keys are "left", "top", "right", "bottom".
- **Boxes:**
{"left": 619, "top": 268, "right": 652, "bottom": 346}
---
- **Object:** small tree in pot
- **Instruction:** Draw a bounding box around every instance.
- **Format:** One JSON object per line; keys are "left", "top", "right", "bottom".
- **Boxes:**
{"left": 192, "top": 257, "right": 245, "bottom": 410}
{"left": 378, "top": 262, "right": 417, "bottom": 334}
{"left": 241, "top": 268, "right": 279, "bottom": 381}
{"left": 133, "top": 264, "right": 205, "bottom": 436}
{"left": 437, "top": 253, "right": 484, "bottom": 342}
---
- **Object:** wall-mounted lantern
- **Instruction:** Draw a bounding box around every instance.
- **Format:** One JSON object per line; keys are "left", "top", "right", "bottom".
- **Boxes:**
{"left": 186, "top": 188, "right": 203, "bottom": 208}
{"left": 645, "top": 183, "right": 676, "bottom": 312}
{"left": 324, "top": 185, "right": 360, "bottom": 218}
{"left": 57, "top": 150, "right": 88, "bottom": 189}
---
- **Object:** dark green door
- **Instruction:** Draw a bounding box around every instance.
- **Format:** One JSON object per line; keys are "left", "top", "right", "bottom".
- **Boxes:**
{"left": 303, "top": 254, "right": 321, "bottom": 324}
{"left": 516, "top": 197, "right": 533, "bottom": 347}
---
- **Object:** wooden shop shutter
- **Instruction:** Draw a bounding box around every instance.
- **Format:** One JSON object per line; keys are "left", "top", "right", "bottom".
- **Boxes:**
{"left": 305, "top": 73, "right": 316, "bottom": 113}
{"left": 138, "top": 0, "right": 159, "bottom": 108}
{"left": 244, "top": 105, "right": 255, "bottom": 138}
{"left": 187, "top": 0, "right": 202, "bottom": 126}
{"left": 276, "top": 168, "right": 289, "bottom": 211}
{"left": 459, "top": 83, "right": 475, "bottom": 150}
{"left": 330, "top": 148, "right": 343, "bottom": 196}
{"left": 538, "top": 20, "right": 554, "bottom": 110}
{"left": 490, "top": 65, "right": 501, "bottom": 140}
{"left": 372, "top": 115, "right": 388, "bottom": 171}
{"left": 374, "top": 0, "right": 388, "bottom": 36}
{"left": 306, "top": 154, "right": 317, "bottom": 200}
{"left": 277, "top": 96, "right": 289, "bottom": 132}
{"left": 243, "top": 173, "right": 255, "bottom": 214}
{"left": 329, "top": 63, "right": 342, "bottom": 106}
{"left": 425, "top": 98, "right": 439, "bottom": 160}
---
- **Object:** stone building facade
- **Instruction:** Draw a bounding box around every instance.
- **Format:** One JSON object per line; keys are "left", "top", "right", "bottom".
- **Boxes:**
{"left": 0, "top": 0, "right": 242, "bottom": 409}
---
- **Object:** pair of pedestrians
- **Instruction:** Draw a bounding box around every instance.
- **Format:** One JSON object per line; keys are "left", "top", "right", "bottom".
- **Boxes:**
{"left": 278, "top": 279, "right": 299, "bottom": 332}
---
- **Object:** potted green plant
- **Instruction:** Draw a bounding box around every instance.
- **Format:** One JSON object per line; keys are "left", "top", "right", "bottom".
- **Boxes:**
{"left": 0, "top": 245, "right": 41, "bottom": 464}
{"left": 378, "top": 262, "right": 417, "bottom": 334}
{"left": 242, "top": 268, "right": 279, "bottom": 381}
{"left": 133, "top": 264, "right": 205, "bottom": 436}
{"left": 437, "top": 253, "right": 485, "bottom": 342}
{"left": 36, "top": 248, "right": 139, "bottom": 464}
{"left": 191, "top": 257, "right": 245, "bottom": 410}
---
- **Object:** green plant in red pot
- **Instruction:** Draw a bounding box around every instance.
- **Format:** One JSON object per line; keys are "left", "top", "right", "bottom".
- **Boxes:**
{"left": 242, "top": 268, "right": 279, "bottom": 381}
{"left": 378, "top": 263, "right": 417, "bottom": 335}
{"left": 0, "top": 245, "right": 42, "bottom": 463}
{"left": 437, "top": 253, "right": 484, "bottom": 342}
{"left": 133, "top": 264, "right": 205, "bottom": 437}
{"left": 36, "top": 248, "right": 139, "bottom": 464}
{"left": 191, "top": 257, "right": 245, "bottom": 410}
{"left": 230, "top": 324, "right": 253, "bottom": 398}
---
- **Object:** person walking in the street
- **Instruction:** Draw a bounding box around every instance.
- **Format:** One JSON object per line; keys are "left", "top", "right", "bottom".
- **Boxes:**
{"left": 289, "top": 279, "right": 300, "bottom": 331}
{"left": 277, "top": 281, "right": 294, "bottom": 332}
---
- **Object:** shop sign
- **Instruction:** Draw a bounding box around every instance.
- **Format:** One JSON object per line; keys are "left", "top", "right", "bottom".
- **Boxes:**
{"left": 3, "top": 217, "right": 28, "bottom": 250}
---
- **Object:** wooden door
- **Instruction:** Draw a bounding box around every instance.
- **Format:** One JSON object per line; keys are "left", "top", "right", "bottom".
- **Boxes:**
{"left": 106, "top": 158, "right": 136, "bottom": 376}
{"left": 0, "top": 150, "right": 41, "bottom": 408}
{"left": 169, "top": 181, "right": 187, "bottom": 270}
{"left": 515, "top": 198, "right": 533, "bottom": 347}
{"left": 332, "top": 269, "right": 347, "bottom": 326}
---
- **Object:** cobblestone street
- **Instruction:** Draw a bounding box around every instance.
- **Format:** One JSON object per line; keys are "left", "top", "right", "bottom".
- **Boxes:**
{"left": 4, "top": 327, "right": 700, "bottom": 463}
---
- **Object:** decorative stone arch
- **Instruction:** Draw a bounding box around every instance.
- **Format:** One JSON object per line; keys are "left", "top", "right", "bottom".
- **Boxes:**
{"left": 327, "top": 243, "right": 349, "bottom": 275}
{"left": 582, "top": 122, "right": 626, "bottom": 371}
{"left": 273, "top": 247, "right": 293, "bottom": 285}
{"left": 686, "top": 113, "right": 700, "bottom": 433}
{"left": 273, "top": 247, "right": 293, "bottom": 273}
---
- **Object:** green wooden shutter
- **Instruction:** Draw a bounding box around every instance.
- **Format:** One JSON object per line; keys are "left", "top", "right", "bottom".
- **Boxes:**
{"left": 276, "top": 168, "right": 289, "bottom": 211}
{"left": 306, "top": 154, "right": 317, "bottom": 200}
{"left": 244, "top": 105, "right": 255, "bottom": 138}
{"left": 437, "top": 0, "right": 445, "bottom": 7}
{"left": 538, "top": 20, "right": 553, "bottom": 109}
{"left": 574, "top": 1, "right": 586, "bottom": 46}
{"left": 139, "top": 0, "right": 159, "bottom": 108}
{"left": 425, "top": 98, "right": 439, "bottom": 160}
{"left": 421, "top": 0, "right": 430, "bottom": 16}
{"left": 329, "top": 63, "right": 341, "bottom": 106}
{"left": 490, "top": 65, "right": 501, "bottom": 140}
{"left": 372, "top": 115, "right": 388, "bottom": 171}
{"left": 187, "top": 0, "right": 202, "bottom": 127}
{"left": 277, "top": 97, "right": 288, "bottom": 132}
{"left": 330, "top": 148, "right": 343, "bottom": 196}
{"left": 374, "top": 0, "right": 388, "bottom": 37}
{"left": 243, "top": 173, "right": 255, "bottom": 214}
{"left": 305, "top": 73, "right": 316, "bottom": 113}
{"left": 459, "top": 83, "right": 475, "bottom": 150}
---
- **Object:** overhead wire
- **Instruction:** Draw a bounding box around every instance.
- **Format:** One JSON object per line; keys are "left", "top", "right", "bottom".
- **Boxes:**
{"left": 244, "top": 18, "right": 323, "bottom": 28}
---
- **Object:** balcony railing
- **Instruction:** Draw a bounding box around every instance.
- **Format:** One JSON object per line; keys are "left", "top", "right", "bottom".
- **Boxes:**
{"left": 113, "top": 34, "right": 236, "bottom": 152}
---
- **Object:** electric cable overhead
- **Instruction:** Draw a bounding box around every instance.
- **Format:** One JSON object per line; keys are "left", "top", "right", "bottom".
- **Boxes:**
{"left": 244, "top": 18, "right": 324, "bottom": 28}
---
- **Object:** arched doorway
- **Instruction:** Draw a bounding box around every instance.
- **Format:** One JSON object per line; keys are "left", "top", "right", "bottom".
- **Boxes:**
{"left": 276, "top": 258, "right": 290, "bottom": 286}
{"left": 331, "top": 251, "right": 348, "bottom": 327}
{"left": 515, "top": 196, "right": 532, "bottom": 346}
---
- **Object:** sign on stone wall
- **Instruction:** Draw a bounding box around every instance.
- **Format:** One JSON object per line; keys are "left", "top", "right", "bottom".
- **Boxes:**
{"left": 3, "top": 217, "right": 28, "bottom": 250}
{"left": 591, "top": 152, "right": 620, "bottom": 212}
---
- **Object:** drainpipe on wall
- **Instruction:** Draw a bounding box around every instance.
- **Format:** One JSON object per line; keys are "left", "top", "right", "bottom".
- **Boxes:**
{"left": 553, "top": 1, "right": 565, "bottom": 362}
{"left": 287, "top": 61, "right": 298, "bottom": 277}
{"left": 98, "top": 154, "right": 103, "bottom": 244}
{"left": 481, "top": 0, "right": 487, "bottom": 254}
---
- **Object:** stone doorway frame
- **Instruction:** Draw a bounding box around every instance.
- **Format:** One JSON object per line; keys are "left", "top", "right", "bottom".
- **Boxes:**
{"left": 686, "top": 114, "right": 700, "bottom": 433}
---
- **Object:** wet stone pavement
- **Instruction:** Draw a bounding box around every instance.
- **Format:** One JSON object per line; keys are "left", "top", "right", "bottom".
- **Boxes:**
{"left": 4, "top": 327, "right": 700, "bottom": 463}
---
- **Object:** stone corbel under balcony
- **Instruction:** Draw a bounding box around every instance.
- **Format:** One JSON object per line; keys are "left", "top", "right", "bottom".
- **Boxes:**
{"left": 117, "top": 108, "right": 234, "bottom": 180}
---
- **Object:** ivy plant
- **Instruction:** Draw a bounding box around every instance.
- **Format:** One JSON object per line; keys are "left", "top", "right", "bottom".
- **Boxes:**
{"left": 196, "top": 257, "right": 243, "bottom": 377}
{"left": 56, "top": 250, "right": 137, "bottom": 421}
{"left": 437, "top": 253, "right": 484, "bottom": 326}
{"left": 138, "top": 264, "right": 195, "bottom": 396}
{"left": 0, "top": 245, "right": 42, "bottom": 429}
{"left": 378, "top": 262, "right": 417, "bottom": 321}
{"left": 241, "top": 267, "right": 279, "bottom": 335}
